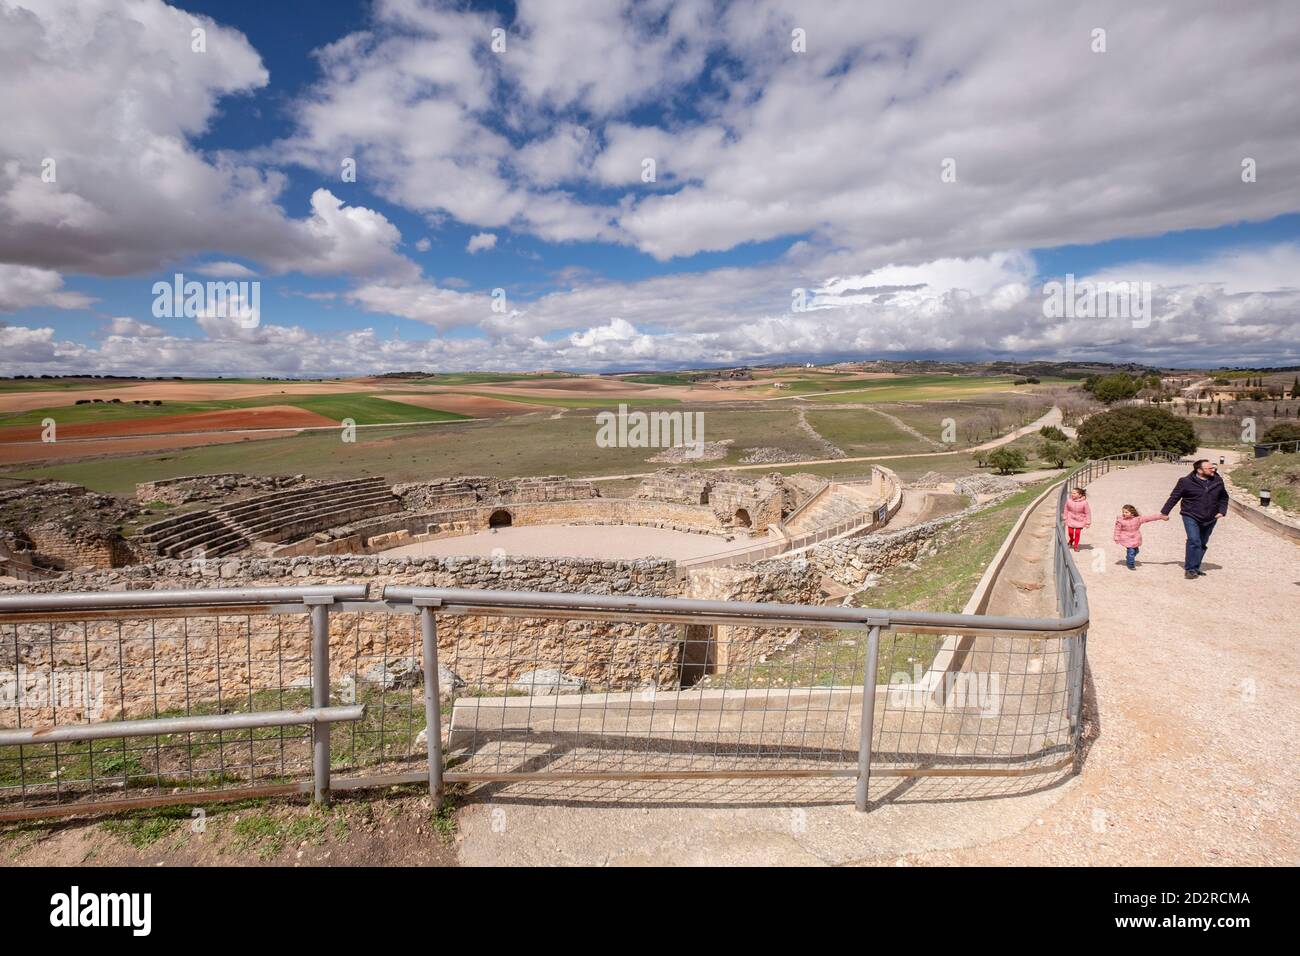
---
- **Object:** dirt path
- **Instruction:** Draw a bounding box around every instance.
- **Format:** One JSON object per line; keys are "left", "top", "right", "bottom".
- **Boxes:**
{"left": 892, "top": 459, "right": 1300, "bottom": 865}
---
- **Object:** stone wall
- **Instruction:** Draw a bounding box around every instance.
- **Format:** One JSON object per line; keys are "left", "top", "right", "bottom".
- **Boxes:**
{"left": 135, "top": 473, "right": 316, "bottom": 506}
{"left": 0, "top": 550, "right": 828, "bottom": 721}
{"left": 392, "top": 475, "right": 599, "bottom": 511}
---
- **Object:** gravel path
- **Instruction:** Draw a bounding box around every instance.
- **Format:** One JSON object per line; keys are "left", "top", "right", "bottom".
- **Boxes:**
{"left": 891, "top": 459, "right": 1299, "bottom": 865}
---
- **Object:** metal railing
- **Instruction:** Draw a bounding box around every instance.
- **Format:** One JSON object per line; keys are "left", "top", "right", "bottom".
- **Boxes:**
{"left": 0, "top": 451, "right": 1181, "bottom": 821}
{"left": 1254, "top": 439, "right": 1300, "bottom": 457}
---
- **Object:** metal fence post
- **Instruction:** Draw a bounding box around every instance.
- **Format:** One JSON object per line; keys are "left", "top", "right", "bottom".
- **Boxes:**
{"left": 305, "top": 595, "right": 333, "bottom": 804}
{"left": 855, "top": 623, "right": 884, "bottom": 812}
{"left": 416, "top": 599, "right": 445, "bottom": 803}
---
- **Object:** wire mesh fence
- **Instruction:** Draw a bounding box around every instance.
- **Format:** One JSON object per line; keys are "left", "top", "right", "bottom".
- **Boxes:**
{"left": 3, "top": 453, "right": 1187, "bottom": 820}
{"left": 0, "top": 610, "right": 319, "bottom": 813}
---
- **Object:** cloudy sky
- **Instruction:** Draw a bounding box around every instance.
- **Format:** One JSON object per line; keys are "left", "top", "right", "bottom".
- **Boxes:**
{"left": 2, "top": 0, "right": 1298, "bottom": 376}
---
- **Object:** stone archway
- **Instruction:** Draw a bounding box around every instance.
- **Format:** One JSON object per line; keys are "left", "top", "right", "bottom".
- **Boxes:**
{"left": 734, "top": 508, "right": 751, "bottom": 528}
{"left": 488, "top": 508, "right": 513, "bottom": 528}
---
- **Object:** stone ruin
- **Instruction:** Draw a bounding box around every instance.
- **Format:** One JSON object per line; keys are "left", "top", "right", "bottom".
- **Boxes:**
{"left": 0, "top": 481, "right": 141, "bottom": 573}
{"left": 633, "top": 468, "right": 791, "bottom": 533}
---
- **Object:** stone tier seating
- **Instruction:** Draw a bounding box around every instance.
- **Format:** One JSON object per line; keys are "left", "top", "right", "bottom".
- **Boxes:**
{"left": 781, "top": 483, "right": 880, "bottom": 535}
{"left": 135, "top": 477, "right": 400, "bottom": 558}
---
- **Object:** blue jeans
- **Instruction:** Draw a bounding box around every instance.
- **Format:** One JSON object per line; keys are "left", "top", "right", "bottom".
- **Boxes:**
{"left": 1125, "top": 546, "right": 1139, "bottom": 568}
{"left": 1181, "top": 515, "right": 1217, "bottom": 571}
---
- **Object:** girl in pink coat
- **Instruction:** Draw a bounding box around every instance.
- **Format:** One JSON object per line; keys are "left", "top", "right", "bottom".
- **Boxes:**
{"left": 1112, "top": 504, "right": 1169, "bottom": 569}
{"left": 1062, "top": 487, "right": 1090, "bottom": 551}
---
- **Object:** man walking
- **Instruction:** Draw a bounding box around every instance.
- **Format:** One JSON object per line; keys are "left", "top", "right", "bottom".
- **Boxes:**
{"left": 1161, "top": 459, "right": 1230, "bottom": 579}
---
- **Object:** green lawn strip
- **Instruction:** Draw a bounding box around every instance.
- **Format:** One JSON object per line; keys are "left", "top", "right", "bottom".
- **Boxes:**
{"left": 226, "top": 393, "right": 473, "bottom": 425}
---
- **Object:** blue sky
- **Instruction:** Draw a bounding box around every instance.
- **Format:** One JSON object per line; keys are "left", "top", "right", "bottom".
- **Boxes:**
{"left": 2, "top": 0, "right": 1298, "bottom": 374}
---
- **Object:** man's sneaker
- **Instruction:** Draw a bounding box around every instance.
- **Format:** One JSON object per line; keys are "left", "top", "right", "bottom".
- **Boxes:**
{"left": 1195, "top": 569, "right": 1207, "bottom": 576}
{"left": 1185, "top": 571, "right": 1198, "bottom": 580}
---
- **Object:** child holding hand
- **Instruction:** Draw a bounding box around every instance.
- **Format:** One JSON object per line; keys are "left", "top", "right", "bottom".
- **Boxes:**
{"left": 1112, "top": 504, "right": 1169, "bottom": 570}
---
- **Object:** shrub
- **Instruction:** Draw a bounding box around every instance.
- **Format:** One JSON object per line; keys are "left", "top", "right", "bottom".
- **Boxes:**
{"left": 1039, "top": 425, "right": 1067, "bottom": 442}
{"left": 1074, "top": 406, "right": 1197, "bottom": 460}
{"left": 1262, "top": 423, "right": 1300, "bottom": 445}
{"left": 1039, "top": 440, "right": 1069, "bottom": 468}
{"left": 988, "top": 448, "right": 1027, "bottom": 474}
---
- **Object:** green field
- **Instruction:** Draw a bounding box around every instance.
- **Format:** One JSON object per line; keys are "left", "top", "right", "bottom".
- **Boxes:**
{"left": 404, "top": 372, "right": 569, "bottom": 386}
{"left": 0, "top": 393, "right": 471, "bottom": 428}
{"left": 798, "top": 374, "right": 1024, "bottom": 403}
{"left": 232, "top": 393, "right": 471, "bottom": 425}
{"left": 618, "top": 373, "right": 697, "bottom": 386}
{"left": 801, "top": 409, "right": 920, "bottom": 457}
{"left": 464, "top": 391, "right": 680, "bottom": 409}
{"left": 0, "top": 400, "right": 228, "bottom": 427}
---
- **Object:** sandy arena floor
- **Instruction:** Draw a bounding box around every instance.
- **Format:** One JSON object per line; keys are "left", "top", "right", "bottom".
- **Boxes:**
{"left": 383, "top": 524, "right": 774, "bottom": 561}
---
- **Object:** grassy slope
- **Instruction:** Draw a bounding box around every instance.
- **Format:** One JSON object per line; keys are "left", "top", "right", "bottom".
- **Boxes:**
{"left": 1228, "top": 453, "right": 1300, "bottom": 511}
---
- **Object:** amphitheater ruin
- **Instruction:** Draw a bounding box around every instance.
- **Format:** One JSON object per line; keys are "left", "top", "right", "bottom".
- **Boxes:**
{"left": 0, "top": 462, "right": 1040, "bottom": 821}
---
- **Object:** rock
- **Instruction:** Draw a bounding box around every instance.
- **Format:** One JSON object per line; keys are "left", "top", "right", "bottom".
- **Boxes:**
{"left": 435, "top": 664, "right": 464, "bottom": 696}
{"left": 363, "top": 656, "right": 422, "bottom": 689}
{"left": 511, "top": 668, "right": 587, "bottom": 696}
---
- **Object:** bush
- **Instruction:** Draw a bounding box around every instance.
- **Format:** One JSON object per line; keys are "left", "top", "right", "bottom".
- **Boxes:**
{"left": 1039, "top": 440, "right": 1069, "bottom": 468}
{"left": 1262, "top": 423, "right": 1300, "bottom": 445}
{"left": 1074, "top": 406, "right": 1197, "bottom": 460}
{"left": 1039, "top": 425, "right": 1067, "bottom": 442}
{"left": 988, "top": 448, "right": 1027, "bottom": 474}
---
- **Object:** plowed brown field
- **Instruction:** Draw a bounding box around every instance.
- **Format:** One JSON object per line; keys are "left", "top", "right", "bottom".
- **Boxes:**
{"left": 0, "top": 405, "right": 337, "bottom": 443}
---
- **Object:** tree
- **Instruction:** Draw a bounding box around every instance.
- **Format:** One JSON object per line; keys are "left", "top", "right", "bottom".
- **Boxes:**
{"left": 1039, "top": 440, "right": 1069, "bottom": 468}
{"left": 971, "top": 450, "right": 990, "bottom": 468}
{"left": 1086, "top": 373, "right": 1141, "bottom": 404}
{"left": 1039, "top": 425, "right": 1068, "bottom": 442}
{"left": 1074, "top": 406, "right": 1198, "bottom": 460}
{"left": 988, "top": 448, "right": 1028, "bottom": 475}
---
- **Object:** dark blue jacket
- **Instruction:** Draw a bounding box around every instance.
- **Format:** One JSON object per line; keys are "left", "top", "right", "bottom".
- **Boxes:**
{"left": 1161, "top": 471, "right": 1229, "bottom": 523}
